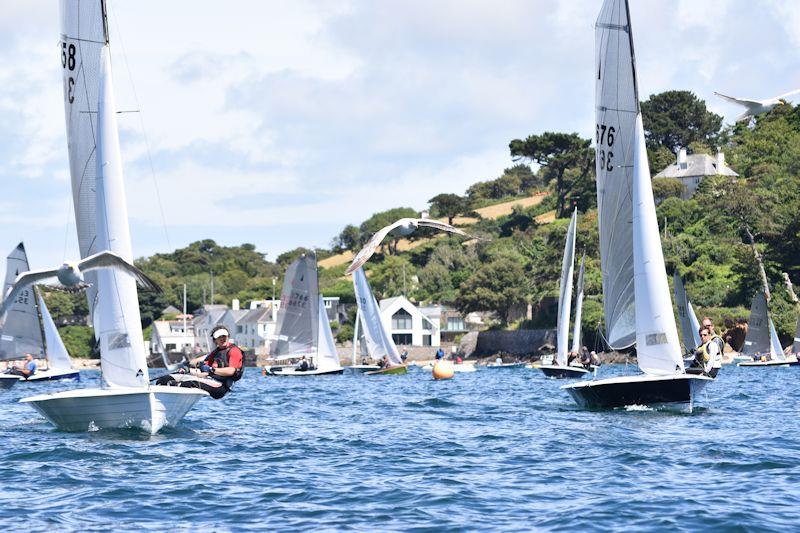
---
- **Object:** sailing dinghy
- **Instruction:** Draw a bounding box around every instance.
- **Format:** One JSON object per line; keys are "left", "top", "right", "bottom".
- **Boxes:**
{"left": 674, "top": 272, "right": 702, "bottom": 364}
{"left": 268, "top": 254, "right": 344, "bottom": 376}
{"left": 352, "top": 268, "right": 407, "bottom": 375}
{"left": 562, "top": 0, "right": 713, "bottom": 410}
{"left": 20, "top": 0, "right": 205, "bottom": 433}
{"left": 539, "top": 209, "right": 591, "bottom": 378}
{"left": 0, "top": 243, "right": 80, "bottom": 383}
{"left": 348, "top": 308, "right": 380, "bottom": 373}
{"left": 737, "top": 292, "right": 798, "bottom": 367}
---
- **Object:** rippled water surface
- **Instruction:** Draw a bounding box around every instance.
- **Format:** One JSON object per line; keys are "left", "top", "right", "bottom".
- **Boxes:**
{"left": 1, "top": 364, "right": 799, "bottom": 531}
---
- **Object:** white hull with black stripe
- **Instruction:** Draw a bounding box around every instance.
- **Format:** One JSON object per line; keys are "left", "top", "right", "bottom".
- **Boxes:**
{"left": 268, "top": 366, "right": 344, "bottom": 376}
{"left": 538, "top": 364, "right": 592, "bottom": 379}
{"left": 16, "top": 368, "right": 81, "bottom": 382}
{"left": 348, "top": 365, "right": 381, "bottom": 373}
{"left": 562, "top": 373, "right": 713, "bottom": 412}
{"left": 737, "top": 359, "right": 800, "bottom": 367}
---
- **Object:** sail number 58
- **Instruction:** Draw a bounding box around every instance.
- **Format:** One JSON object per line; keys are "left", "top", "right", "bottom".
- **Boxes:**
{"left": 596, "top": 123, "right": 615, "bottom": 172}
{"left": 61, "top": 41, "right": 76, "bottom": 103}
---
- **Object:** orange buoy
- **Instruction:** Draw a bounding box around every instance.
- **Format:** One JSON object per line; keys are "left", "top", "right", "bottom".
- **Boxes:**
{"left": 432, "top": 359, "right": 455, "bottom": 380}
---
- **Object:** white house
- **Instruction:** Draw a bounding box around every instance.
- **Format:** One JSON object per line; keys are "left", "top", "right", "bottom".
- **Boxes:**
{"left": 150, "top": 319, "right": 195, "bottom": 356}
{"left": 654, "top": 147, "right": 738, "bottom": 199}
{"left": 379, "top": 296, "right": 440, "bottom": 347}
{"left": 233, "top": 306, "right": 276, "bottom": 351}
{"left": 192, "top": 304, "right": 228, "bottom": 351}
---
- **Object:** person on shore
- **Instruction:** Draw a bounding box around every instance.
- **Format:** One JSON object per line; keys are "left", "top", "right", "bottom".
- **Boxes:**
{"left": 5, "top": 353, "right": 37, "bottom": 379}
{"left": 400, "top": 348, "right": 408, "bottom": 363}
{"left": 155, "top": 326, "right": 244, "bottom": 399}
{"left": 435, "top": 348, "right": 445, "bottom": 360}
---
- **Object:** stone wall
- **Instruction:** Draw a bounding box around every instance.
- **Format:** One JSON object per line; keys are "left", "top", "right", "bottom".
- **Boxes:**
{"left": 460, "top": 329, "right": 557, "bottom": 358}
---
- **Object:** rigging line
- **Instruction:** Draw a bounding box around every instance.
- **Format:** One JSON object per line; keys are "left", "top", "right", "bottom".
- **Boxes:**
{"left": 107, "top": 1, "right": 172, "bottom": 251}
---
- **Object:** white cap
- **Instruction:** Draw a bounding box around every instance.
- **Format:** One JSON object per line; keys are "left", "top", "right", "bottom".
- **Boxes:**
{"left": 212, "top": 328, "right": 230, "bottom": 339}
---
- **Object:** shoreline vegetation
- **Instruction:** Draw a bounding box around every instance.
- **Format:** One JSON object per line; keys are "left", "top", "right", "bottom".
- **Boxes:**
{"left": 41, "top": 91, "right": 800, "bottom": 359}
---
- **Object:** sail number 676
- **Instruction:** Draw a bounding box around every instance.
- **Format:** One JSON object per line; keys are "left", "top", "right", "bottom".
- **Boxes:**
{"left": 596, "top": 123, "right": 615, "bottom": 172}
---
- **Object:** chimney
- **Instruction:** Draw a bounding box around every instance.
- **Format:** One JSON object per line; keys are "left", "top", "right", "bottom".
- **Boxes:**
{"left": 677, "top": 147, "right": 688, "bottom": 169}
{"left": 232, "top": 298, "right": 240, "bottom": 311}
{"left": 716, "top": 149, "right": 725, "bottom": 174}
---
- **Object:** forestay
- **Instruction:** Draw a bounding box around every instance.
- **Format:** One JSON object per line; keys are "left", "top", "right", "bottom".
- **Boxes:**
{"left": 570, "top": 254, "right": 586, "bottom": 355}
{"left": 353, "top": 268, "right": 401, "bottom": 365}
{"left": 60, "top": 0, "right": 105, "bottom": 324}
{"left": 742, "top": 292, "right": 770, "bottom": 357}
{"left": 93, "top": 47, "right": 149, "bottom": 387}
{"left": 269, "top": 255, "right": 319, "bottom": 358}
{"left": 674, "top": 272, "right": 701, "bottom": 352}
{"left": 38, "top": 293, "right": 73, "bottom": 370}
{"left": 316, "top": 294, "right": 341, "bottom": 371}
{"left": 556, "top": 209, "right": 578, "bottom": 366}
{"left": 595, "top": 0, "right": 637, "bottom": 349}
{"left": 0, "top": 244, "right": 43, "bottom": 361}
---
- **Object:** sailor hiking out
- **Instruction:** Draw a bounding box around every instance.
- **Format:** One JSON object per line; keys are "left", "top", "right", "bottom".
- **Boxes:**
{"left": 155, "top": 326, "right": 244, "bottom": 399}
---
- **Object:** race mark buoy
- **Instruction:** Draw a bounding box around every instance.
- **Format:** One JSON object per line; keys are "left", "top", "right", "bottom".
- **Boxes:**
{"left": 432, "top": 360, "right": 454, "bottom": 380}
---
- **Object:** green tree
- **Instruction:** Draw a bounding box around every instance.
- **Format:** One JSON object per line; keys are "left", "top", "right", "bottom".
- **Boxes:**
{"left": 368, "top": 256, "right": 416, "bottom": 299}
{"left": 652, "top": 177, "right": 685, "bottom": 202}
{"left": 59, "top": 325, "right": 95, "bottom": 358}
{"left": 456, "top": 256, "right": 528, "bottom": 325}
{"left": 332, "top": 224, "right": 360, "bottom": 253}
{"left": 428, "top": 193, "right": 470, "bottom": 225}
{"left": 641, "top": 90, "right": 722, "bottom": 151}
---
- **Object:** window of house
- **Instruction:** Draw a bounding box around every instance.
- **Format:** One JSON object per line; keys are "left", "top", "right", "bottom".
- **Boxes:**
{"left": 237, "top": 325, "right": 243, "bottom": 333}
{"left": 422, "top": 335, "right": 431, "bottom": 346}
{"left": 165, "top": 343, "right": 176, "bottom": 351}
{"left": 446, "top": 317, "right": 465, "bottom": 331}
{"left": 324, "top": 299, "right": 332, "bottom": 308}
{"left": 392, "top": 309, "right": 412, "bottom": 330}
{"left": 422, "top": 319, "right": 431, "bottom": 331}
{"left": 392, "top": 333, "right": 412, "bottom": 345}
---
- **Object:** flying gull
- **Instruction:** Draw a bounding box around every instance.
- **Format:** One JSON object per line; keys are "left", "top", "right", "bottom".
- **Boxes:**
{"left": 714, "top": 89, "right": 800, "bottom": 122}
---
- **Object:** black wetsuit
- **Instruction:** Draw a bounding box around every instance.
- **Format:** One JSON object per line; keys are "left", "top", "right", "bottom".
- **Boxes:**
{"left": 156, "top": 344, "right": 243, "bottom": 399}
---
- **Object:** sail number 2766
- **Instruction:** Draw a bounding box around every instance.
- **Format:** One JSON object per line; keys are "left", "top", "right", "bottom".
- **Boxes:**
{"left": 596, "top": 123, "right": 615, "bottom": 172}
{"left": 61, "top": 41, "right": 76, "bottom": 103}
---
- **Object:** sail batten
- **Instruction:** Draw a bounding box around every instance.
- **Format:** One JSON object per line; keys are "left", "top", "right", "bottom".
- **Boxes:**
{"left": 556, "top": 210, "right": 578, "bottom": 366}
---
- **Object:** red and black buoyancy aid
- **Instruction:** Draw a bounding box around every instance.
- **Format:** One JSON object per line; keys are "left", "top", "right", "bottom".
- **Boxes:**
{"left": 204, "top": 344, "right": 245, "bottom": 388}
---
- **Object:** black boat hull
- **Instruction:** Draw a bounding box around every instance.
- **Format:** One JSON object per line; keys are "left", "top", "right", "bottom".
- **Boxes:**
{"left": 562, "top": 374, "right": 712, "bottom": 412}
{"left": 538, "top": 364, "right": 591, "bottom": 379}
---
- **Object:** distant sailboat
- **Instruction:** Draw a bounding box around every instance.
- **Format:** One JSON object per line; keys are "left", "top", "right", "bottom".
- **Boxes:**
{"left": 0, "top": 243, "right": 80, "bottom": 383}
{"left": 673, "top": 272, "right": 701, "bottom": 356}
{"left": 562, "top": 0, "right": 713, "bottom": 410}
{"left": 350, "top": 308, "right": 380, "bottom": 373}
{"left": 20, "top": 0, "right": 205, "bottom": 432}
{"left": 352, "top": 268, "right": 407, "bottom": 375}
{"left": 737, "top": 292, "right": 798, "bottom": 367}
{"left": 539, "top": 209, "right": 590, "bottom": 378}
{"left": 268, "top": 254, "right": 344, "bottom": 376}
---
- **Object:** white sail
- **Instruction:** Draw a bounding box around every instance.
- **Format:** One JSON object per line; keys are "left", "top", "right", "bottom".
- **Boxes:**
{"left": 674, "top": 272, "right": 701, "bottom": 352}
{"left": 316, "top": 295, "right": 341, "bottom": 371}
{"left": 0, "top": 243, "right": 44, "bottom": 361}
{"left": 742, "top": 292, "right": 770, "bottom": 357}
{"left": 93, "top": 47, "right": 149, "bottom": 388}
{"left": 595, "top": 0, "right": 637, "bottom": 349}
{"left": 768, "top": 318, "right": 785, "bottom": 361}
{"left": 60, "top": 0, "right": 105, "bottom": 326}
{"left": 632, "top": 114, "right": 684, "bottom": 375}
{"left": 556, "top": 209, "right": 578, "bottom": 366}
{"left": 269, "top": 255, "right": 319, "bottom": 358}
{"left": 353, "top": 268, "right": 401, "bottom": 365}
{"left": 38, "top": 293, "right": 73, "bottom": 370}
{"left": 793, "top": 318, "right": 800, "bottom": 354}
{"left": 571, "top": 254, "right": 586, "bottom": 354}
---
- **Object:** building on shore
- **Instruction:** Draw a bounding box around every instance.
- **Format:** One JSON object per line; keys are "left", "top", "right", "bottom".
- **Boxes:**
{"left": 653, "top": 147, "right": 738, "bottom": 200}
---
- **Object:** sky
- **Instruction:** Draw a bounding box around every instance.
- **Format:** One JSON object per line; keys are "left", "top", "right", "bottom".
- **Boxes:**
{"left": 1, "top": 0, "right": 799, "bottom": 271}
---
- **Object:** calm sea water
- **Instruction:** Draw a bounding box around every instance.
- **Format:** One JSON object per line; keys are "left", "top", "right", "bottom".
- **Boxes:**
{"left": 1, "top": 363, "right": 798, "bottom": 531}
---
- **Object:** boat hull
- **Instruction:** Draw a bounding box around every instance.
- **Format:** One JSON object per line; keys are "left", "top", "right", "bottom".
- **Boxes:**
{"left": 562, "top": 374, "right": 712, "bottom": 412}
{"left": 18, "top": 368, "right": 81, "bottom": 382}
{"left": 365, "top": 365, "right": 408, "bottom": 376}
{"left": 268, "top": 367, "right": 344, "bottom": 376}
{"left": 0, "top": 375, "right": 19, "bottom": 389}
{"left": 348, "top": 365, "right": 381, "bottom": 373}
{"left": 20, "top": 386, "right": 206, "bottom": 434}
{"left": 737, "top": 360, "right": 800, "bottom": 367}
{"left": 538, "top": 364, "right": 591, "bottom": 379}
{"left": 486, "top": 362, "right": 527, "bottom": 369}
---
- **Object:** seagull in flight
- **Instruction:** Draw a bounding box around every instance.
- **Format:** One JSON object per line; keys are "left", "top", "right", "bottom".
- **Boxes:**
{"left": 345, "top": 216, "right": 476, "bottom": 275}
{"left": 714, "top": 89, "right": 800, "bottom": 122}
{"left": 1, "top": 250, "right": 162, "bottom": 319}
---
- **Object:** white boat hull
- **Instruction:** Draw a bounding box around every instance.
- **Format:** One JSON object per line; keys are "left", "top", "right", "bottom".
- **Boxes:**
{"left": 17, "top": 368, "right": 81, "bottom": 382}
{"left": 348, "top": 365, "right": 381, "bottom": 373}
{"left": 268, "top": 366, "right": 344, "bottom": 376}
{"left": 486, "top": 362, "right": 527, "bottom": 369}
{"left": 737, "top": 360, "right": 799, "bottom": 367}
{"left": 562, "top": 373, "right": 713, "bottom": 412}
{"left": 0, "top": 375, "right": 19, "bottom": 390}
{"left": 20, "top": 386, "right": 206, "bottom": 434}
{"left": 538, "top": 364, "right": 592, "bottom": 379}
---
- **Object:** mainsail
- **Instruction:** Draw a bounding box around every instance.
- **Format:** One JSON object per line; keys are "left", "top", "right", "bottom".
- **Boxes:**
{"left": 60, "top": 0, "right": 105, "bottom": 325}
{"left": 353, "top": 268, "right": 401, "bottom": 365}
{"left": 570, "top": 254, "right": 586, "bottom": 354}
{"left": 316, "top": 294, "right": 341, "bottom": 371}
{"left": 674, "top": 272, "right": 701, "bottom": 353}
{"left": 742, "top": 292, "right": 770, "bottom": 357}
{"left": 0, "top": 243, "right": 43, "bottom": 361}
{"left": 269, "top": 255, "right": 319, "bottom": 358}
{"left": 38, "top": 292, "right": 73, "bottom": 370}
{"left": 556, "top": 209, "right": 578, "bottom": 366}
{"left": 595, "top": 0, "right": 637, "bottom": 349}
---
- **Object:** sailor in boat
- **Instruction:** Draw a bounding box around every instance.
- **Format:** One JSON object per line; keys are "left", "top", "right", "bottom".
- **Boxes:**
{"left": 378, "top": 355, "right": 390, "bottom": 368}
{"left": 4, "top": 353, "right": 37, "bottom": 379}
{"left": 297, "top": 355, "right": 310, "bottom": 372}
{"left": 701, "top": 317, "right": 726, "bottom": 357}
{"left": 687, "top": 328, "right": 722, "bottom": 378}
{"left": 400, "top": 348, "right": 409, "bottom": 364}
{"left": 579, "top": 347, "right": 592, "bottom": 368}
{"left": 155, "top": 326, "right": 244, "bottom": 399}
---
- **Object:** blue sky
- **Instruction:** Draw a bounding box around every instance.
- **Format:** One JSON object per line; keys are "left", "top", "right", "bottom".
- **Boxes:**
{"left": 1, "top": 0, "right": 799, "bottom": 271}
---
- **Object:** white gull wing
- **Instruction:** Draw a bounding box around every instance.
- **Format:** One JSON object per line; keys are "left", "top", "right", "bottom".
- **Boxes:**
{"left": 415, "top": 219, "right": 473, "bottom": 238}
{"left": 713, "top": 92, "right": 762, "bottom": 107}
{"left": 345, "top": 219, "right": 408, "bottom": 275}
{"left": 78, "top": 250, "right": 161, "bottom": 292}
{"left": 0, "top": 268, "right": 62, "bottom": 320}
{"left": 556, "top": 209, "right": 578, "bottom": 366}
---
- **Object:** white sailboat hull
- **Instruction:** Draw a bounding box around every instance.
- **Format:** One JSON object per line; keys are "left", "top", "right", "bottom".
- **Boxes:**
{"left": 0, "top": 375, "right": 19, "bottom": 389}
{"left": 20, "top": 386, "right": 206, "bottom": 434}
{"left": 737, "top": 360, "right": 800, "bottom": 367}
{"left": 538, "top": 364, "right": 592, "bottom": 379}
{"left": 268, "top": 366, "right": 344, "bottom": 376}
{"left": 348, "top": 364, "right": 381, "bottom": 373}
{"left": 562, "top": 373, "right": 712, "bottom": 412}
{"left": 16, "top": 368, "right": 81, "bottom": 382}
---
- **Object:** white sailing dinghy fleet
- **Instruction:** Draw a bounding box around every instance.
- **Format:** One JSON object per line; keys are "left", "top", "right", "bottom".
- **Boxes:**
{"left": 561, "top": 0, "right": 714, "bottom": 411}
{"left": 0, "top": 243, "right": 79, "bottom": 385}
{"left": 18, "top": 0, "right": 206, "bottom": 434}
{"left": 539, "top": 209, "right": 591, "bottom": 379}
{"left": 267, "top": 254, "right": 343, "bottom": 376}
